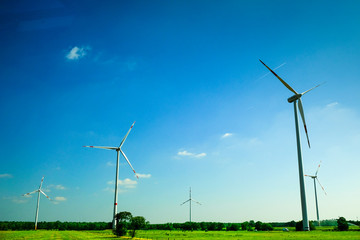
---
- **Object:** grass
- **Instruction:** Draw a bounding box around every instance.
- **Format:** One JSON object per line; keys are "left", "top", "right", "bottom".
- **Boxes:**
{"left": 0, "top": 228, "right": 359, "bottom": 240}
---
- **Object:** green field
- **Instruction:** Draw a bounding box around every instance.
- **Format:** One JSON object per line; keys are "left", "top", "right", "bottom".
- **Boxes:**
{"left": 1, "top": 229, "right": 359, "bottom": 240}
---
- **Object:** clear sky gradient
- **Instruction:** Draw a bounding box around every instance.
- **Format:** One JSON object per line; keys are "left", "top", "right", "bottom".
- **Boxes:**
{"left": 1, "top": 0, "right": 360, "bottom": 224}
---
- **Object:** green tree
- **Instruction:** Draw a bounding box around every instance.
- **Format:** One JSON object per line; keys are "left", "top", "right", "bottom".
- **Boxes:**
{"left": 337, "top": 217, "right": 349, "bottom": 231}
{"left": 295, "top": 220, "right": 316, "bottom": 231}
{"left": 130, "top": 216, "right": 146, "bottom": 238}
{"left": 114, "top": 211, "right": 133, "bottom": 236}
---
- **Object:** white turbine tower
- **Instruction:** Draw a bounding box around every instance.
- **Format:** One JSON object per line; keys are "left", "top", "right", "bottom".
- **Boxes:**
{"left": 260, "top": 60, "right": 322, "bottom": 231}
{"left": 180, "top": 187, "right": 201, "bottom": 223}
{"left": 305, "top": 161, "right": 327, "bottom": 226}
{"left": 84, "top": 121, "right": 138, "bottom": 230}
{"left": 22, "top": 176, "right": 52, "bottom": 230}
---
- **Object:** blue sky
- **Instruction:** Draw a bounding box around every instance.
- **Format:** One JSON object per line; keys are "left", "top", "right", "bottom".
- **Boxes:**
{"left": 1, "top": 0, "right": 360, "bottom": 224}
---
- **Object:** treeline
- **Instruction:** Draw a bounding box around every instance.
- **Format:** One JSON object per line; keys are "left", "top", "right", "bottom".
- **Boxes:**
{"left": 0, "top": 221, "right": 111, "bottom": 230}
{"left": 147, "top": 221, "right": 273, "bottom": 231}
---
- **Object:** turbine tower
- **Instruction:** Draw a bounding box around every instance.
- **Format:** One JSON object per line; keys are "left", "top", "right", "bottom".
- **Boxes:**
{"left": 260, "top": 60, "right": 321, "bottom": 231}
{"left": 305, "top": 161, "right": 327, "bottom": 226}
{"left": 84, "top": 121, "right": 138, "bottom": 230}
{"left": 181, "top": 187, "right": 201, "bottom": 223}
{"left": 22, "top": 176, "right": 52, "bottom": 230}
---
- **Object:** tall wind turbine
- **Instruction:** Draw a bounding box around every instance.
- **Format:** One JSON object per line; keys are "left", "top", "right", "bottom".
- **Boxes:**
{"left": 260, "top": 60, "right": 321, "bottom": 231}
{"left": 305, "top": 161, "right": 327, "bottom": 226}
{"left": 180, "top": 187, "right": 201, "bottom": 223}
{"left": 22, "top": 176, "right": 52, "bottom": 230}
{"left": 84, "top": 121, "right": 138, "bottom": 230}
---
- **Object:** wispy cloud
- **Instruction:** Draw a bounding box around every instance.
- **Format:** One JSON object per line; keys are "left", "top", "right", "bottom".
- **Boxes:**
{"left": 66, "top": 46, "right": 90, "bottom": 60}
{"left": 106, "top": 161, "right": 115, "bottom": 167}
{"left": 221, "top": 133, "right": 233, "bottom": 139}
{"left": 137, "top": 173, "right": 151, "bottom": 179}
{"left": 107, "top": 178, "right": 137, "bottom": 188}
{"left": 44, "top": 184, "right": 66, "bottom": 192}
{"left": 177, "top": 150, "right": 207, "bottom": 158}
{"left": 0, "top": 173, "right": 13, "bottom": 178}
{"left": 258, "top": 62, "right": 286, "bottom": 80}
{"left": 54, "top": 196, "right": 66, "bottom": 201}
{"left": 326, "top": 102, "right": 338, "bottom": 108}
{"left": 3, "top": 196, "right": 27, "bottom": 204}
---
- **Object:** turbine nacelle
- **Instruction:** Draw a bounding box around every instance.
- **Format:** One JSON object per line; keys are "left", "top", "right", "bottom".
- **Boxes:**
{"left": 287, "top": 94, "right": 302, "bottom": 103}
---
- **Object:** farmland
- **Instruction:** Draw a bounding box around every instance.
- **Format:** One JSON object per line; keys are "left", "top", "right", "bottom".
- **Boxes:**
{"left": 1, "top": 229, "right": 359, "bottom": 240}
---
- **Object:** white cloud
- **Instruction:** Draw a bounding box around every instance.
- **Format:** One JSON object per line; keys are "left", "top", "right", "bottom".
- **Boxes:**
{"left": 107, "top": 178, "right": 137, "bottom": 188}
{"left": 195, "top": 153, "right": 206, "bottom": 158}
{"left": 54, "top": 196, "right": 66, "bottom": 201}
{"left": 137, "top": 173, "right": 151, "bottom": 179}
{"left": 326, "top": 102, "right": 338, "bottom": 108}
{"left": 178, "top": 150, "right": 193, "bottom": 156}
{"left": 106, "top": 161, "right": 115, "bottom": 167}
{"left": 177, "top": 150, "right": 206, "bottom": 158}
{"left": 66, "top": 46, "right": 89, "bottom": 60}
{"left": 3, "top": 196, "right": 27, "bottom": 204}
{"left": 221, "top": 133, "right": 233, "bottom": 139}
{"left": 0, "top": 173, "right": 13, "bottom": 178}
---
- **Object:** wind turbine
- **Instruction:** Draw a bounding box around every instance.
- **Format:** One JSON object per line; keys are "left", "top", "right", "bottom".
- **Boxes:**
{"left": 22, "top": 176, "right": 52, "bottom": 230}
{"left": 84, "top": 121, "right": 138, "bottom": 230}
{"left": 180, "top": 187, "right": 201, "bottom": 223}
{"left": 305, "top": 161, "right": 327, "bottom": 226}
{"left": 260, "top": 59, "right": 321, "bottom": 231}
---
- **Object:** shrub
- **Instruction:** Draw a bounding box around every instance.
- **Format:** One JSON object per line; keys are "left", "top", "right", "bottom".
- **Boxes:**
{"left": 295, "top": 220, "right": 316, "bottom": 231}
{"left": 337, "top": 217, "right": 349, "bottom": 231}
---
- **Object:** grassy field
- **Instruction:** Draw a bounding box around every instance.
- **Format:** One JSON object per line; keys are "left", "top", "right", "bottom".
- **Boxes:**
{"left": 0, "top": 229, "right": 359, "bottom": 240}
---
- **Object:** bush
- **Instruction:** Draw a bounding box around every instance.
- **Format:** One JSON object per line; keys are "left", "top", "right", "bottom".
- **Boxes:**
{"left": 337, "top": 217, "right": 349, "bottom": 231}
{"left": 295, "top": 220, "right": 316, "bottom": 231}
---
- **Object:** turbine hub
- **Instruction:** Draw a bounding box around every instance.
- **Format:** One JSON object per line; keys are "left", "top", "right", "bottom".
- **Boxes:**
{"left": 287, "top": 94, "right": 302, "bottom": 103}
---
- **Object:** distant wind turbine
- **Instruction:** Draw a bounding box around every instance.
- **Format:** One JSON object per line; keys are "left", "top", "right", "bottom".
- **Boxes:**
{"left": 84, "top": 122, "right": 138, "bottom": 230}
{"left": 260, "top": 59, "right": 322, "bottom": 231}
{"left": 22, "top": 176, "right": 52, "bottom": 230}
{"left": 305, "top": 161, "right": 327, "bottom": 226}
{"left": 181, "top": 187, "right": 201, "bottom": 223}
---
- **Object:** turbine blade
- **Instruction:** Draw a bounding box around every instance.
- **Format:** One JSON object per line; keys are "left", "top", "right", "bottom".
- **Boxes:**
{"left": 304, "top": 174, "right": 314, "bottom": 178}
{"left": 181, "top": 199, "right": 190, "bottom": 205}
{"left": 192, "top": 199, "right": 202, "bottom": 205}
{"left": 40, "top": 190, "right": 52, "bottom": 201}
{"left": 120, "top": 149, "right": 138, "bottom": 179}
{"left": 301, "top": 83, "right": 324, "bottom": 96}
{"left": 259, "top": 59, "right": 298, "bottom": 94}
{"left": 119, "top": 122, "right": 135, "bottom": 148}
{"left": 297, "top": 98, "right": 311, "bottom": 148}
{"left": 39, "top": 176, "right": 44, "bottom": 190}
{"left": 316, "top": 178, "right": 327, "bottom": 195}
{"left": 315, "top": 161, "right": 322, "bottom": 176}
{"left": 83, "top": 146, "right": 118, "bottom": 150}
{"left": 22, "top": 190, "right": 38, "bottom": 196}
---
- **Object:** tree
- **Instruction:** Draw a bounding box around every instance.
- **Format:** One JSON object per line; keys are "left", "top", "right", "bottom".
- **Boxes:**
{"left": 130, "top": 216, "right": 146, "bottom": 238}
{"left": 255, "top": 221, "right": 262, "bottom": 231}
{"left": 114, "top": 211, "right": 133, "bottom": 236}
{"left": 295, "top": 220, "right": 316, "bottom": 231}
{"left": 337, "top": 217, "right": 349, "bottom": 231}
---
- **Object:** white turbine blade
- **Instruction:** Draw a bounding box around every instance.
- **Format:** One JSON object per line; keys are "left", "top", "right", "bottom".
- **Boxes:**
{"left": 304, "top": 174, "right": 315, "bottom": 178}
{"left": 119, "top": 122, "right": 135, "bottom": 148}
{"left": 39, "top": 176, "right": 44, "bottom": 190}
{"left": 120, "top": 149, "right": 138, "bottom": 179}
{"left": 192, "top": 199, "right": 202, "bottom": 205}
{"left": 315, "top": 161, "right": 322, "bottom": 176}
{"left": 22, "top": 189, "right": 38, "bottom": 196}
{"left": 301, "top": 83, "right": 323, "bottom": 96}
{"left": 83, "top": 146, "right": 118, "bottom": 150}
{"left": 40, "top": 190, "right": 52, "bottom": 201}
{"left": 259, "top": 59, "right": 298, "bottom": 94}
{"left": 316, "top": 178, "right": 327, "bottom": 195}
{"left": 297, "top": 98, "right": 311, "bottom": 148}
{"left": 181, "top": 199, "right": 190, "bottom": 205}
